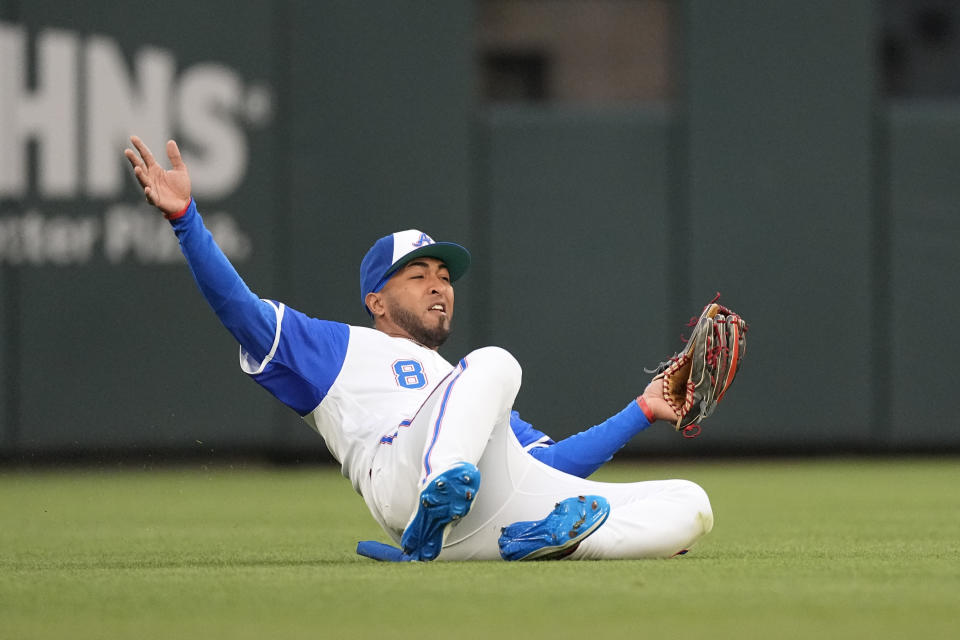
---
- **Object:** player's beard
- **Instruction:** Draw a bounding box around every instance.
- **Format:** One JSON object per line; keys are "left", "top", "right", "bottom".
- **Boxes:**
{"left": 388, "top": 304, "right": 451, "bottom": 349}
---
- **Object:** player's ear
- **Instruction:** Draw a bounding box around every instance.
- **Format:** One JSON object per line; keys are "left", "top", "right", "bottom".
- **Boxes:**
{"left": 365, "top": 291, "right": 385, "bottom": 318}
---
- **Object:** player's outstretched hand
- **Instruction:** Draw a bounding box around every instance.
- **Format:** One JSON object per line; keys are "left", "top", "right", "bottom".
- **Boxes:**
{"left": 641, "top": 380, "right": 680, "bottom": 424}
{"left": 124, "top": 136, "right": 192, "bottom": 217}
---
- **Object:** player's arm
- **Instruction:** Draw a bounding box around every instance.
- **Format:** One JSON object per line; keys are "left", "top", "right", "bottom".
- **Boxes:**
{"left": 124, "top": 136, "right": 276, "bottom": 361}
{"left": 524, "top": 382, "right": 677, "bottom": 478}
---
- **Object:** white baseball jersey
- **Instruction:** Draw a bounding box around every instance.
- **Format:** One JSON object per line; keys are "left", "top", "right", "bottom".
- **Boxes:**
{"left": 238, "top": 301, "right": 548, "bottom": 494}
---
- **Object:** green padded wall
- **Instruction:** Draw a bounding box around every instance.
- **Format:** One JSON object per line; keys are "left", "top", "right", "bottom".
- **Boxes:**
{"left": 3, "top": 1, "right": 959, "bottom": 457}
{"left": 0, "top": 270, "right": 8, "bottom": 450}
{"left": 887, "top": 105, "right": 960, "bottom": 447}
{"left": 6, "top": 1, "right": 281, "bottom": 453}
{"left": 0, "top": 0, "right": 12, "bottom": 452}
{"left": 482, "top": 107, "right": 679, "bottom": 450}
{"left": 684, "top": 0, "right": 877, "bottom": 449}
{"left": 0, "top": 1, "right": 475, "bottom": 457}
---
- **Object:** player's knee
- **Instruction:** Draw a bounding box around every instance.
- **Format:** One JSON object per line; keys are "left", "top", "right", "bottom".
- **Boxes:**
{"left": 678, "top": 480, "right": 714, "bottom": 535}
{"left": 465, "top": 346, "right": 522, "bottom": 395}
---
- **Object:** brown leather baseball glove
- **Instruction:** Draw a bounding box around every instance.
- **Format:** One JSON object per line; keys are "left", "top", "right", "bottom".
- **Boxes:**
{"left": 648, "top": 296, "right": 748, "bottom": 437}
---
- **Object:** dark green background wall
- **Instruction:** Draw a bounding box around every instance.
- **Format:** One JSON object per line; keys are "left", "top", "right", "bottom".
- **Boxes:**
{"left": 480, "top": 107, "right": 675, "bottom": 447}
{"left": 887, "top": 105, "right": 960, "bottom": 448}
{"left": 1, "top": 1, "right": 957, "bottom": 460}
{"left": 683, "top": 0, "right": 878, "bottom": 450}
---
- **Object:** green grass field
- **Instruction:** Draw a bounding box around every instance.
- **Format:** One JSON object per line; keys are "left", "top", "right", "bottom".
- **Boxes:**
{"left": 1, "top": 458, "right": 958, "bottom": 639}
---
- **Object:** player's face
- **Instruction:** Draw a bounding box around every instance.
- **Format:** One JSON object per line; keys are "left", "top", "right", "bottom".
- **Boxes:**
{"left": 378, "top": 257, "right": 454, "bottom": 349}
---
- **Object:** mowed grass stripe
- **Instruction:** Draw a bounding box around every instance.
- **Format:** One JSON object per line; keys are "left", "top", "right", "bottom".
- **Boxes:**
{"left": 1, "top": 459, "right": 957, "bottom": 639}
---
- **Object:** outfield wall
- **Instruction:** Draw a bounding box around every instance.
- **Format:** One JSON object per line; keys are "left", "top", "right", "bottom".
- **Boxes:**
{"left": 1, "top": 1, "right": 958, "bottom": 459}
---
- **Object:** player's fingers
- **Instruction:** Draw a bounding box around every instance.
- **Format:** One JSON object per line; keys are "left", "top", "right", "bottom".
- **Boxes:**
{"left": 124, "top": 148, "right": 145, "bottom": 173}
{"left": 129, "top": 135, "right": 157, "bottom": 167}
{"left": 166, "top": 139, "right": 186, "bottom": 170}
{"left": 144, "top": 186, "right": 156, "bottom": 206}
{"left": 132, "top": 165, "right": 151, "bottom": 190}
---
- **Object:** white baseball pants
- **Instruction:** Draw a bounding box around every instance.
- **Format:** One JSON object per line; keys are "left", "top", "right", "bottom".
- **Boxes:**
{"left": 366, "top": 346, "right": 714, "bottom": 560}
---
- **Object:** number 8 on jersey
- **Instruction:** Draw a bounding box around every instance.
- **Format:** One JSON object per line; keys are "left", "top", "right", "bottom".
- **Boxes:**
{"left": 393, "top": 359, "right": 427, "bottom": 390}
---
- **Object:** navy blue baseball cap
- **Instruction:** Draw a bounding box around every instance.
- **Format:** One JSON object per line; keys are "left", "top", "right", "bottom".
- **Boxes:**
{"left": 360, "top": 229, "right": 471, "bottom": 314}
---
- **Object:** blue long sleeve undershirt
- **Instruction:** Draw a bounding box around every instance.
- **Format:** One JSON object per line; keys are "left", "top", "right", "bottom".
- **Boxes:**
{"left": 527, "top": 400, "right": 652, "bottom": 478}
{"left": 169, "top": 200, "right": 276, "bottom": 362}
{"left": 169, "top": 199, "right": 652, "bottom": 478}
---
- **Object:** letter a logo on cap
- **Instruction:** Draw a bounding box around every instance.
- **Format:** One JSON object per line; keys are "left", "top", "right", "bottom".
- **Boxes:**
{"left": 413, "top": 232, "right": 434, "bottom": 247}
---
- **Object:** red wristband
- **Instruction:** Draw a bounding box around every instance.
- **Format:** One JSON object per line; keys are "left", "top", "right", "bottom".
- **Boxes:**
{"left": 165, "top": 198, "right": 192, "bottom": 220}
{"left": 636, "top": 396, "right": 655, "bottom": 423}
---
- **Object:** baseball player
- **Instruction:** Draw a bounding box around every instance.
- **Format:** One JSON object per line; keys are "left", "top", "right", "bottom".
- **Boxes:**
{"left": 125, "top": 136, "right": 714, "bottom": 561}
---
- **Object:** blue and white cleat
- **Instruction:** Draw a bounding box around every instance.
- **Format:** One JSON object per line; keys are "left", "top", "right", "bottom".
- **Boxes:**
{"left": 400, "top": 462, "right": 481, "bottom": 561}
{"left": 498, "top": 495, "right": 610, "bottom": 561}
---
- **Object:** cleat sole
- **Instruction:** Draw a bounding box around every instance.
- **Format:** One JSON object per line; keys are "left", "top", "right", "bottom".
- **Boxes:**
{"left": 401, "top": 463, "right": 481, "bottom": 561}
{"left": 498, "top": 495, "right": 610, "bottom": 561}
